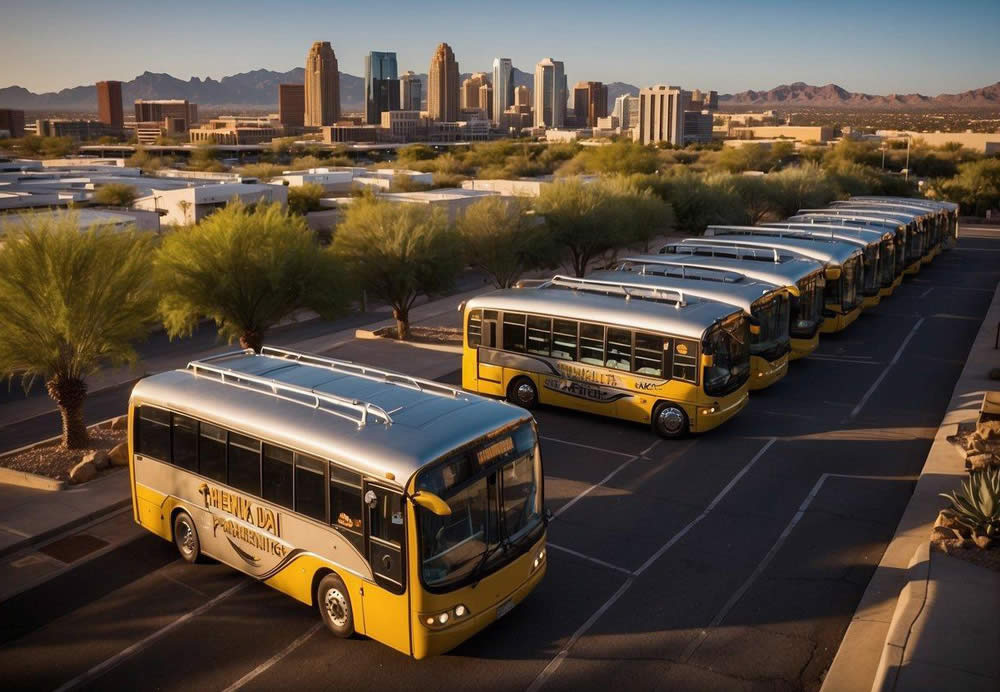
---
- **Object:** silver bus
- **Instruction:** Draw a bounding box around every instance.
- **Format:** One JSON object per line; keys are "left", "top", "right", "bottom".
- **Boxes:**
{"left": 128, "top": 347, "right": 546, "bottom": 659}
{"left": 694, "top": 231, "right": 865, "bottom": 333}
{"left": 838, "top": 198, "right": 949, "bottom": 253}
{"left": 824, "top": 204, "right": 931, "bottom": 271}
{"left": 851, "top": 197, "right": 959, "bottom": 244}
{"left": 584, "top": 268, "right": 791, "bottom": 391}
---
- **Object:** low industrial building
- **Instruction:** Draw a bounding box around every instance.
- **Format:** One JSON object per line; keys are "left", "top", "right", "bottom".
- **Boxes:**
{"left": 133, "top": 183, "right": 287, "bottom": 226}
{"left": 189, "top": 118, "right": 281, "bottom": 145}
{"left": 728, "top": 125, "right": 834, "bottom": 143}
{"left": 0, "top": 208, "right": 159, "bottom": 236}
{"left": 876, "top": 130, "right": 1000, "bottom": 154}
{"left": 374, "top": 187, "right": 499, "bottom": 222}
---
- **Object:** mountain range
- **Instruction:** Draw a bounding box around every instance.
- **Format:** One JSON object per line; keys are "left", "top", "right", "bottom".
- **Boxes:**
{"left": 1, "top": 69, "right": 997, "bottom": 113}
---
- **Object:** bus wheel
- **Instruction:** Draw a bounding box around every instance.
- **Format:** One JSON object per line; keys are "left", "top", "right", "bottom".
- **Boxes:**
{"left": 173, "top": 511, "right": 202, "bottom": 563}
{"left": 317, "top": 573, "right": 354, "bottom": 638}
{"left": 507, "top": 377, "right": 538, "bottom": 410}
{"left": 652, "top": 402, "right": 688, "bottom": 439}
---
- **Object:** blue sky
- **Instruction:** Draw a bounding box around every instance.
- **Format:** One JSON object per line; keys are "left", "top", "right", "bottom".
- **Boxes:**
{"left": 2, "top": 0, "right": 998, "bottom": 95}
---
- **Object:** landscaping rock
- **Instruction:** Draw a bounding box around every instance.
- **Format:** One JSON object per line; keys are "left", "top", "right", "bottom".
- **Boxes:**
{"left": 82, "top": 450, "right": 110, "bottom": 470}
{"left": 110, "top": 415, "right": 128, "bottom": 432}
{"left": 968, "top": 433, "right": 987, "bottom": 453}
{"left": 967, "top": 453, "right": 998, "bottom": 471}
{"left": 972, "top": 535, "right": 993, "bottom": 550}
{"left": 108, "top": 442, "right": 129, "bottom": 467}
{"left": 978, "top": 419, "right": 1000, "bottom": 439}
{"left": 69, "top": 459, "right": 97, "bottom": 484}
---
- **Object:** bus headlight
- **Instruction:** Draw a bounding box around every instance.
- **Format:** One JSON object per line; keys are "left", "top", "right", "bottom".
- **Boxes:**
{"left": 423, "top": 604, "right": 470, "bottom": 630}
{"left": 532, "top": 548, "right": 546, "bottom": 572}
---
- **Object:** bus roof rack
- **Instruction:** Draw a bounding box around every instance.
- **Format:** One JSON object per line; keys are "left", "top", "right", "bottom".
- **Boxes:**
{"left": 662, "top": 244, "right": 783, "bottom": 263}
{"left": 618, "top": 260, "right": 748, "bottom": 283}
{"left": 544, "top": 274, "right": 686, "bottom": 308}
{"left": 186, "top": 353, "right": 394, "bottom": 428}
{"left": 259, "top": 346, "right": 466, "bottom": 400}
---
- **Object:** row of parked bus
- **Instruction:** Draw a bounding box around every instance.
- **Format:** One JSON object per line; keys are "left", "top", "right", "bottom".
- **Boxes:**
{"left": 460, "top": 196, "right": 960, "bottom": 438}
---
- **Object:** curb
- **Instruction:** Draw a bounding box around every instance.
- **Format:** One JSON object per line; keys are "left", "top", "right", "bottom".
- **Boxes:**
{"left": 871, "top": 542, "right": 931, "bottom": 692}
{"left": 0, "top": 497, "right": 132, "bottom": 561}
{"left": 0, "top": 467, "right": 65, "bottom": 491}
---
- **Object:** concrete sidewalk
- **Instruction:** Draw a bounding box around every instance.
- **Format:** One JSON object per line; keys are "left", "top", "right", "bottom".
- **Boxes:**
{"left": 821, "top": 280, "right": 1000, "bottom": 692}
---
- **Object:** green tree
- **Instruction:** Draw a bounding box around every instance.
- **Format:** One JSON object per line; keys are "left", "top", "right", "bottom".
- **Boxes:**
{"left": 559, "top": 141, "right": 660, "bottom": 176}
{"left": 934, "top": 159, "right": 1000, "bottom": 215}
{"left": 0, "top": 212, "right": 157, "bottom": 448}
{"left": 457, "top": 197, "right": 551, "bottom": 288}
{"left": 332, "top": 195, "right": 462, "bottom": 339}
{"left": 93, "top": 183, "right": 138, "bottom": 207}
{"left": 708, "top": 173, "right": 770, "bottom": 224}
{"left": 606, "top": 176, "right": 676, "bottom": 252}
{"left": 639, "top": 171, "right": 745, "bottom": 234}
{"left": 155, "top": 202, "right": 349, "bottom": 352}
{"left": 188, "top": 141, "right": 225, "bottom": 172}
{"left": 716, "top": 143, "right": 776, "bottom": 173}
{"left": 287, "top": 183, "right": 326, "bottom": 215}
{"left": 766, "top": 162, "right": 838, "bottom": 218}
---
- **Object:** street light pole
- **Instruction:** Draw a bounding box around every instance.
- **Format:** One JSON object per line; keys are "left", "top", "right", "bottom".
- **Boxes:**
{"left": 904, "top": 136, "right": 910, "bottom": 181}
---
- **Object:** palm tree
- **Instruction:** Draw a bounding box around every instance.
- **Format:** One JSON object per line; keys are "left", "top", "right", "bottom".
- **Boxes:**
{"left": 155, "top": 200, "right": 350, "bottom": 352}
{"left": 0, "top": 212, "right": 158, "bottom": 448}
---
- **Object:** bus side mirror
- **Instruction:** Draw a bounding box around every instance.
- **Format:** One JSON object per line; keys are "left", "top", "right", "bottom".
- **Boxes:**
{"left": 412, "top": 491, "right": 452, "bottom": 516}
{"left": 701, "top": 354, "right": 715, "bottom": 367}
{"left": 825, "top": 267, "right": 842, "bottom": 280}
{"left": 749, "top": 323, "right": 761, "bottom": 335}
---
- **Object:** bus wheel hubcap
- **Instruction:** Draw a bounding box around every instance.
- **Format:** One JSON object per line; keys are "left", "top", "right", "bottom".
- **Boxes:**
{"left": 516, "top": 383, "right": 535, "bottom": 405}
{"left": 658, "top": 407, "right": 684, "bottom": 434}
{"left": 325, "top": 589, "right": 348, "bottom": 627}
{"left": 178, "top": 520, "right": 195, "bottom": 553}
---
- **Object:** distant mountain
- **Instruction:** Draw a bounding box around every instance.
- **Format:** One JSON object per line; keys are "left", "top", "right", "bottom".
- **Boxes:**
{"left": 720, "top": 81, "right": 1000, "bottom": 110}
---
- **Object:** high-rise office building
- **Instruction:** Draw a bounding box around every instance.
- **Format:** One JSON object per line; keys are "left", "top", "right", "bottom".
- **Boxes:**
{"left": 612, "top": 94, "right": 640, "bottom": 129}
{"left": 514, "top": 85, "right": 530, "bottom": 107}
{"left": 533, "top": 58, "right": 566, "bottom": 128}
{"left": 479, "top": 83, "right": 493, "bottom": 121}
{"left": 572, "top": 81, "right": 608, "bottom": 127}
{"left": 461, "top": 72, "right": 489, "bottom": 110}
{"left": 278, "top": 84, "right": 305, "bottom": 127}
{"left": 400, "top": 71, "right": 422, "bottom": 111}
{"left": 96, "top": 81, "right": 123, "bottom": 129}
{"left": 491, "top": 58, "right": 514, "bottom": 125}
{"left": 134, "top": 99, "right": 197, "bottom": 128}
{"left": 0, "top": 109, "right": 26, "bottom": 138}
{"left": 428, "top": 43, "right": 460, "bottom": 122}
{"left": 634, "top": 85, "right": 690, "bottom": 145}
{"left": 365, "top": 51, "right": 399, "bottom": 125}
{"left": 304, "top": 41, "right": 340, "bottom": 127}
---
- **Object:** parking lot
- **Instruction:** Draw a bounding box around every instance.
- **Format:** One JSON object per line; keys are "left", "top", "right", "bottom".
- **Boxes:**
{"left": 2, "top": 228, "right": 998, "bottom": 692}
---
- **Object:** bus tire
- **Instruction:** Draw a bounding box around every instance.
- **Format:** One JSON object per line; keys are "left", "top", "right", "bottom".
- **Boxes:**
{"left": 507, "top": 376, "right": 539, "bottom": 410}
{"left": 652, "top": 402, "right": 688, "bottom": 439}
{"left": 173, "top": 510, "right": 202, "bottom": 564}
{"left": 317, "top": 573, "right": 354, "bottom": 638}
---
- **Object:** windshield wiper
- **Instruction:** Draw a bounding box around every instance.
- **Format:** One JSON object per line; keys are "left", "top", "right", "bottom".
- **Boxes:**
{"left": 469, "top": 538, "right": 508, "bottom": 588}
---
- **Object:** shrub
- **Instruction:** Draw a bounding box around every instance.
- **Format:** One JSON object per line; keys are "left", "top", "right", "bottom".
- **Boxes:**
{"left": 93, "top": 183, "right": 138, "bottom": 207}
{"left": 939, "top": 467, "right": 1000, "bottom": 548}
{"left": 287, "top": 183, "right": 326, "bottom": 215}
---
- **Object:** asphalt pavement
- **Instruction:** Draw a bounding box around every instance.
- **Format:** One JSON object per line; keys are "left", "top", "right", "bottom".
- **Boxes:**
{"left": 2, "top": 229, "right": 998, "bottom": 692}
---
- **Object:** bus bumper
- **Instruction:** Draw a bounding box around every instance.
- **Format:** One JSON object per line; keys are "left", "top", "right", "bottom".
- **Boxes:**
{"left": 790, "top": 333, "right": 820, "bottom": 360}
{"left": 904, "top": 260, "right": 922, "bottom": 276}
{"left": 749, "top": 354, "right": 789, "bottom": 390}
{"left": 820, "top": 306, "right": 862, "bottom": 334}
{"left": 412, "top": 540, "right": 547, "bottom": 659}
{"left": 862, "top": 293, "right": 882, "bottom": 309}
{"left": 693, "top": 390, "right": 749, "bottom": 433}
{"left": 878, "top": 284, "right": 894, "bottom": 299}
{"left": 921, "top": 252, "right": 935, "bottom": 265}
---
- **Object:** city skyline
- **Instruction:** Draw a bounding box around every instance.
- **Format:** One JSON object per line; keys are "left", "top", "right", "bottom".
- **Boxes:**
{"left": 2, "top": 0, "right": 998, "bottom": 97}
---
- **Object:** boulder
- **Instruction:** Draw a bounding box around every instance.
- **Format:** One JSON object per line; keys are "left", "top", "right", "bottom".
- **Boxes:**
{"left": 968, "top": 433, "right": 987, "bottom": 453}
{"left": 110, "top": 415, "right": 128, "bottom": 432}
{"left": 977, "top": 419, "right": 1000, "bottom": 439}
{"left": 82, "top": 449, "right": 110, "bottom": 470}
{"left": 109, "top": 442, "right": 129, "bottom": 467}
{"left": 967, "top": 453, "right": 997, "bottom": 472}
{"left": 69, "top": 459, "right": 97, "bottom": 484}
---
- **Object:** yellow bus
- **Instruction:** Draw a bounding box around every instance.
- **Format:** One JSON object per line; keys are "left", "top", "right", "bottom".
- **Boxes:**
{"left": 825, "top": 204, "right": 929, "bottom": 272}
{"left": 851, "top": 197, "right": 959, "bottom": 247}
{"left": 128, "top": 347, "right": 546, "bottom": 659}
{"left": 585, "top": 269, "right": 792, "bottom": 391}
{"left": 647, "top": 248, "right": 826, "bottom": 360}
{"left": 696, "top": 231, "right": 865, "bottom": 334}
{"left": 461, "top": 278, "right": 751, "bottom": 438}
{"left": 833, "top": 200, "right": 946, "bottom": 261}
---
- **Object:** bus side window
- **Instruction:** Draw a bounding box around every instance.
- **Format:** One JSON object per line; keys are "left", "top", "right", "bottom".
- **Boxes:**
{"left": 467, "top": 309, "right": 482, "bottom": 348}
{"left": 552, "top": 319, "right": 577, "bottom": 360}
{"left": 137, "top": 406, "right": 171, "bottom": 461}
{"left": 579, "top": 323, "right": 605, "bottom": 366}
{"left": 262, "top": 444, "right": 293, "bottom": 510}
{"left": 228, "top": 432, "right": 261, "bottom": 496}
{"left": 330, "top": 465, "right": 364, "bottom": 553}
{"left": 605, "top": 328, "right": 632, "bottom": 371}
{"left": 502, "top": 312, "right": 527, "bottom": 353}
{"left": 199, "top": 423, "right": 227, "bottom": 483}
{"left": 482, "top": 310, "right": 498, "bottom": 348}
{"left": 295, "top": 452, "right": 327, "bottom": 522}
{"left": 171, "top": 413, "right": 199, "bottom": 472}
{"left": 527, "top": 315, "right": 551, "bottom": 355}
{"left": 634, "top": 332, "right": 665, "bottom": 378}
{"left": 672, "top": 338, "right": 698, "bottom": 383}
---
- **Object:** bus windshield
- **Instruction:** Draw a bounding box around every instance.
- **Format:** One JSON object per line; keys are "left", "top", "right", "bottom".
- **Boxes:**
{"left": 703, "top": 315, "right": 750, "bottom": 396}
{"left": 416, "top": 422, "right": 541, "bottom": 591}
{"left": 751, "top": 295, "right": 790, "bottom": 362}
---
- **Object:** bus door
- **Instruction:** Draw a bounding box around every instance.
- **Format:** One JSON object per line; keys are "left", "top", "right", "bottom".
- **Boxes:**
{"left": 361, "top": 482, "right": 411, "bottom": 655}
{"left": 477, "top": 311, "right": 504, "bottom": 396}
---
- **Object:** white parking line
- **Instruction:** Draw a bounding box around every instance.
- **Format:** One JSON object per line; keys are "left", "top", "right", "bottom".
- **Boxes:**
{"left": 805, "top": 355, "right": 883, "bottom": 366}
{"left": 678, "top": 473, "right": 902, "bottom": 663}
{"left": 539, "top": 436, "right": 635, "bottom": 458}
{"left": 53, "top": 581, "right": 248, "bottom": 692}
{"left": 526, "top": 437, "right": 776, "bottom": 692}
{"left": 918, "top": 287, "right": 933, "bottom": 299}
{"left": 848, "top": 317, "right": 924, "bottom": 421}
{"left": 222, "top": 622, "right": 323, "bottom": 692}
{"left": 552, "top": 439, "right": 662, "bottom": 519}
{"left": 546, "top": 542, "right": 633, "bottom": 577}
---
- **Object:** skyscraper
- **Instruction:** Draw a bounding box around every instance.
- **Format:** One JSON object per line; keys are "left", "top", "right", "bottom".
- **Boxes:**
{"left": 479, "top": 83, "right": 493, "bottom": 121}
{"left": 514, "top": 85, "right": 530, "bottom": 107}
{"left": 428, "top": 43, "right": 460, "bottom": 122}
{"left": 278, "top": 84, "right": 305, "bottom": 128}
{"left": 634, "top": 85, "right": 690, "bottom": 145}
{"left": 96, "top": 81, "right": 123, "bottom": 129}
{"left": 534, "top": 58, "right": 566, "bottom": 128}
{"left": 491, "top": 58, "right": 514, "bottom": 125}
{"left": 572, "top": 81, "right": 608, "bottom": 127}
{"left": 304, "top": 41, "right": 340, "bottom": 127}
{"left": 461, "top": 73, "right": 489, "bottom": 110}
{"left": 400, "top": 71, "right": 422, "bottom": 111}
{"left": 365, "top": 51, "right": 399, "bottom": 125}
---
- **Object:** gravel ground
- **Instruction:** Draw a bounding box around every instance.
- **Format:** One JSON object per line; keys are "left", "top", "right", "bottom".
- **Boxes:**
{"left": 0, "top": 427, "right": 125, "bottom": 481}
